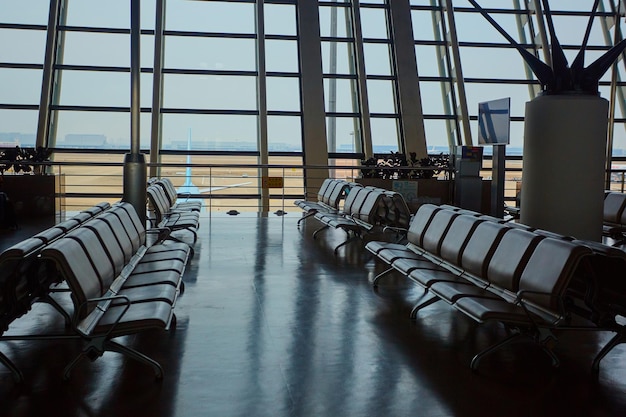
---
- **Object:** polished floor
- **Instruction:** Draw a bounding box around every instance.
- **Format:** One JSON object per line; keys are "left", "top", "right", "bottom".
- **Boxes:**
{"left": 0, "top": 214, "right": 625, "bottom": 417}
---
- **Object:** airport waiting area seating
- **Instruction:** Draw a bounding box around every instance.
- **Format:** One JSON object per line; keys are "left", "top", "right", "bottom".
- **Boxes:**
{"left": 602, "top": 191, "right": 626, "bottom": 245}
{"left": 296, "top": 180, "right": 412, "bottom": 254}
{"left": 152, "top": 177, "right": 202, "bottom": 212}
{"left": 0, "top": 201, "right": 191, "bottom": 383}
{"left": 147, "top": 182, "right": 200, "bottom": 244}
{"left": 367, "top": 203, "right": 626, "bottom": 373}
{"left": 294, "top": 179, "right": 353, "bottom": 227}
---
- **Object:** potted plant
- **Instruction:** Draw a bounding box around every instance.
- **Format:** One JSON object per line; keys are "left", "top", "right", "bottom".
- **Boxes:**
{"left": 0, "top": 146, "right": 60, "bottom": 219}
{"left": 0, "top": 146, "right": 52, "bottom": 176}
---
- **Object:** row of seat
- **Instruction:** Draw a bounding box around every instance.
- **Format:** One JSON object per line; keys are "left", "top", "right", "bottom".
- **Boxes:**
{"left": 295, "top": 179, "right": 412, "bottom": 254}
{"left": 150, "top": 177, "right": 202, "bottom": 213}
{"left": 603, "top": 191, "right": 626, "bottom": 244}
{"left": 294, "top": 179, "right": 353, "bottom": 227}
{"left": 0, "top": 202, "right": 112, "bottom": 382}
{"left": 147, "top": 181, "right": 200, "bottom": 245}
{"left": 40, "top": 202, "right": 191, "bottom": 380}
{"left": 367, "top": 204, "right": 626, "bottom": 372}
{"left": 0, "top": 192, "right": 195, "bottom": 383}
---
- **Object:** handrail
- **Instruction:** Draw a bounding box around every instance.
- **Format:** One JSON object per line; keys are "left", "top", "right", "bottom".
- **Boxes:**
{"left": 3, "top": 157, "right": 626, "bottom": 215}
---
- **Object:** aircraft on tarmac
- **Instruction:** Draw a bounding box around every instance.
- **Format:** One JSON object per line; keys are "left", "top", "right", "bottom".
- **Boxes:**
{"left": 174, "top": 130, "right": 251, "bottom": 209}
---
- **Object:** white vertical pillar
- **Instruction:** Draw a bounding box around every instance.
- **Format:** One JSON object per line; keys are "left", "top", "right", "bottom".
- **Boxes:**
{"left": 520, "top": 94, "right": 608, "bottom": 241}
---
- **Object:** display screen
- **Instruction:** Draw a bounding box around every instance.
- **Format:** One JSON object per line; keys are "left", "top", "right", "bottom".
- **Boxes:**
{"left": 477, "top": 97, "right": 510, "bottom": 146}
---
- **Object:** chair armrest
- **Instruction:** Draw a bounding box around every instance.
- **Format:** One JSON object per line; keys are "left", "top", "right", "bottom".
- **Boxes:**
{"left": 514, "top": 289, "right": 569, "bottom": 325}
{"left": 76, "top": 294, "right": 131, "bottom": 338}
{"left": 382, "top": 225, "right": 408, "bottom": 234}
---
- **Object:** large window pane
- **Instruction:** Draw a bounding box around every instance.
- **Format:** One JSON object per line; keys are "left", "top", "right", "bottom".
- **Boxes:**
{"left": 326, "top": 116, "right": 361, "bottom": 153}
{"left": 359, "top": 7, "right": 389, "bottom": 40}
{"left": 266, "top": 40, "right": 299, "bottom": 73}
{"left": 0, "top": 110, "right": 38, "bottom": 146}
{"left": 0, "top": 68, "right": 42, "bottom": 105}
{"left": 268, "top": 116, "right": 302, "bottom": 152}
{"left": 0, "top": 29, "right": 46, "bottom": 64}
{"left": 265, "top": 4, "right": 297, "bottom": 36}
{"left": 423, "top": 119, "right": 451, "bottom": 148}
{"left": 363, "top": 43, "right": 393, "bottom": 76}
{"left": 164, "top": 37, "right": 256, "bottom": 71}
{"left": 52, "top": 110, "right": 137, "bottom": 149}
{"left": 324, "top": 78, "right": 359, "bottom": 113}
{"left": 166, "top": 0, "right": 255, "bottom": 34}
{"left": 65, "top": 0, "right": 131, "bottom": 29}
{"left": 414, "top": 44, "right": 446, "bottom": 77}
{"left": 267, "top": 77, "right": 301, "bottom": 112}
{"left": 418, "top": 81, "right": 449, "bottom": 115}
{"left": 62, "top": 32, "right": 129, "bottom": 67}
{"left": 459, "top": 47, "right": 529, "bottom": 79}
{"left": 370, "top": 117, "right": 399, "bottom": 153}
{"left": 161, "top": 113, "right": 258, "bottom": 151}
{"left": 454, "top": 11, "right": 522, "bottom": 43}
{"left": 321, "top": 42, "right": 357, "bottom": 75}
{"left": 411, "top": 10, "right": 439, "bottom": 42}
{"left": 0, "top": 0, "right": 50, "bottom": 25}
{"left": 57, "top": 70, "right": 129, "bottom": 107}
{"left": 319, "top": 6, "right": 352, "bottom": 38}
{"left": 163, "top": 74, "right": 257, "bottom": 110}
{"left": 367, "top": 79, "right": 397, "bottom": 114}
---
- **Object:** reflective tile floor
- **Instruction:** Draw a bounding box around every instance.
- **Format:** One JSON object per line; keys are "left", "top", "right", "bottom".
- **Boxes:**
{"left": 1, "top": 214, "right": 625, "bottom": 417}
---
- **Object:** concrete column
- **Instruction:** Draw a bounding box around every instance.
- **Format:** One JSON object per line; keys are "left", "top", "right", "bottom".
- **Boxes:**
{"left": 520, "top": 94, "right": 608, "bottom": 241}
{"left": 297, "top": 0, "right": 329, "bottom": 197}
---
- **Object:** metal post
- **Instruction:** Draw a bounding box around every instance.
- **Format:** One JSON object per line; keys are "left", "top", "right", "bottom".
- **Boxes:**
{"left": 36, "top": 0, "right": 61, "bottom": 150}
{"left": 491, "top": 145, "right": 506, "bottom": 218}
{"left": 256, "top": 0, "right": 270, "bottom": 213}
{"left": 124, "top": 0, "right": 147, "bottom": 228}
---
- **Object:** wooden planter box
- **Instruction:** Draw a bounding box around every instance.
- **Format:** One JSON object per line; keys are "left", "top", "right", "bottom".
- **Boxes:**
{"left": 0, "top": 174, "right": 65, "bottom": 220}
{"left": 355, "top": 177, "right": 491, "bottom": 214}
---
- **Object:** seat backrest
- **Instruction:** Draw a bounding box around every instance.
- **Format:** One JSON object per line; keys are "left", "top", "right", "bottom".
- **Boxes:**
{"left": 486, "top": 228, "right": 543, "bottom": 292}
{"left": 532, "top": 228, "right": 574, "bottom": 241}
{"left": 326, "top": 181, "right": 350, "bottom": 208}
{"left": 438, "top": 215, "right": 483, "bottom": 265}
{"left": 65, "top": 227, "right": 119, "bottom": 295}
{"left": 460, "top": 221, "right": 509, "bottom": 277}
{"left": 147, "top": 185, "right": 170, "bottom": 224}
{"left": 517, "top": 238, "right": 592, "bottom": 312}
{"left": 340, "top": 187, "right": 366, "bottom": 214}
{"left": 157, "top": 178, "right": 179, "bottom": 207}
{"left": 33, "top": 227, "right": 65, "bottom": 244}
{"left": 406, "top": 204, "right": 441, "bottom": 247}
{"left": 571, "top": 240, "right": 626, "bottom": 319}
{"left": 316, "top": 179, "right": 334, "bottom": 202}
{"left": 354, "top": 191, "right": 386, "bottom": 224}
{"left": 82, "top": 217, "right": 132, "bottom": 273}
{"left": 113, "top": 202, "right": 147, "bottom": 244}
{"left": 0, "top": 237, "right": 47, "bottom": 318}
{"left": 55, "top": 218, "right": 81, "bottom": 233}
{"left": 42, "top": 236, "right": 106, "bottom": 318}
{"left": 603, "top": 192, "right": 626, "bottom": 224}
{"left": 380, "top": 192, "right": 411, "bottom": 229}
{"left": 420, "top": 209, "right": 460, "bottom": 256}
{"left": 100, "top": 205, "right": 144, "bottom": 254}
{"left": 348, "top": 188, "right": 376, "bottom": 217}
{"left": 80, "top": 202, "right": 111, "bottom": 217}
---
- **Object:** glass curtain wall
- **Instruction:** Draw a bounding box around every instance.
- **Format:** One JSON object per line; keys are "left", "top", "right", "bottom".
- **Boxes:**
{"left": 411, "top": 0, "right": 626, "bottom": 156}
{"left": 320, "top": 0, "right": 402, "bottom": 155}
{"left": 0, "top": 0, "right": 48, "bottom": 147}
{"left": 2, "top": 1, "right": 626, "bottom": 208}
